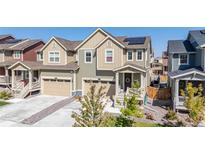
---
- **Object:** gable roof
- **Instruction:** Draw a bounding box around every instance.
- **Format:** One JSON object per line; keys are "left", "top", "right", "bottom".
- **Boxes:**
{"left": 113, "top": 62, "right": 147, "bottom": 72}
{"left": 189, "top": 30, "right": 205, "bottom": 47}
{"left": 167, "top": 40, "right": 196, "bottom": 54}
{"left": 41, "top": 36, "right": 82, "bottom": 52}
{"left": 75, "top": 28, "right": 125, "bottom": 50}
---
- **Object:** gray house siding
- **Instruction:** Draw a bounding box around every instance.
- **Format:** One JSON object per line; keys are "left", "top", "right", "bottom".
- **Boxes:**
{"left": 171, "top": 53, "right": 196, "bottom": 71}
{"left": 76, "top": 49, "right": 114, "bottom": 91}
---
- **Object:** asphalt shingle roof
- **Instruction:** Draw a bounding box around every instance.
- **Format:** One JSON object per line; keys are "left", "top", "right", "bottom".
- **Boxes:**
{"left": 189, "top": 30, "right": 205, "bottom": 47}
{"left": 0, "top": 35, "right": 14, "bottom": 41}
{"left": 54, "top": 37, "right": 82, "bottom": 51}
{"left": 0, "top": 39, "right": 44, "bottom": 51}
{"left": 168, "top": 66, "right": 204, "bottom": 78}
{"left": 168, "top": 40, "right": 195, "bottom": 53}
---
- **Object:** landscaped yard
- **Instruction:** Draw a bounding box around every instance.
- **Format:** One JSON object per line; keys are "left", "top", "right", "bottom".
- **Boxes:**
{"left": 0, "top": 101, "right": 10, "bottom": 107}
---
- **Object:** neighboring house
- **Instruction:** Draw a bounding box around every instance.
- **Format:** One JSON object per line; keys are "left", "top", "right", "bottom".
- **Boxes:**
{"left": 0, "top": 36, "right": 45, "bottom": 88}
{"left": 6, "top": 28, "right": 153, "bottom": 101}
{"left": 162, "top": 51, "right": 168, "bottom": 74}
{"left": 0, "top": 34, "right": 14, "bottom": 42}
{"left": 167, "top": 30, "right": 205, "bottom": 110}
{"left": 151, "top": 57, "right": 163, "bottom": 77}
{"left": 8, "top": 36, "right": 80, "bottom": 98}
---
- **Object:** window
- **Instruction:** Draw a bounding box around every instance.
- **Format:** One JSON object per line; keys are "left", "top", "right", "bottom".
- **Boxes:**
{"left": 105, "top": 50, "right": 113, "bottom": 63}
{"left": 49, "top": 51, "right": 60, "bottom": 63}
{"left": 38, "top": 52, "right": 43, "bottom": 61}
{"left": 180, "top": 54, "right": 188, "bottom": 65}
{"left": 136, "top": 50, "right": 143, "bottom": 61}
{"left": 127, "top": 50, "right": 133, "bottom": 61}
{"left": 84, "top": 50, "right": 92, "bottom": 63}
{"left": 14, "top": 51, "right": 21, "bottom": 59}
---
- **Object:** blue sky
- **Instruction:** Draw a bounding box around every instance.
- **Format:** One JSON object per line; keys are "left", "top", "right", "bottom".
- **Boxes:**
{"left": 0, "top": 27, "right": 204, "bottom": 57}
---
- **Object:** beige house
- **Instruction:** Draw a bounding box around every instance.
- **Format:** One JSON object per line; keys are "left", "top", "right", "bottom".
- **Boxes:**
{"left": 6, "top": 28, "right": 153, "bottom": 102}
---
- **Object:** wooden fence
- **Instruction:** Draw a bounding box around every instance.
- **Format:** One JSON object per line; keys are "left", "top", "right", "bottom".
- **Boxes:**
{"left": 147, "top": 86, "right": 171, "bottom": 100}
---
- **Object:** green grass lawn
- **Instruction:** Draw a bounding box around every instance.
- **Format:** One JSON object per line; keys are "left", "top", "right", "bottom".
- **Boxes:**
{"left": 133, "top": 122, "right": 164, "bottom": 127}
{"left": 0, "top": 101, "right": 9, "bottom": 107}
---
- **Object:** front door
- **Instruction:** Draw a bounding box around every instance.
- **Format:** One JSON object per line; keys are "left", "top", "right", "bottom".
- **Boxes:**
{"left": 124, "top": 73, "right": 132, "bottom": 91}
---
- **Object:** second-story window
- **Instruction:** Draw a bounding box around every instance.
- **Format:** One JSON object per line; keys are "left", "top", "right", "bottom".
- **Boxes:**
{"left": 180, "top": 54, "right": 188, "bottom": 65}
{"left": 38, "top": 52, "right": 43, "bottom": 61}
{"left": 136, "top": 50, "right": 143, "bottom": 61}
{"left": 14, "top": 51, "right": 21, "bottom": 59}
{"left": 49, "top": 51, "right": 60, "bottom": 63}
{"left": 84, "top": 50, "right": 92, "bottom": 63}
{"left": 105, "top": 50, "right": 113, "bottom": 63}
{"left": 127, "top": 50, "right": 133, "bottom": 61}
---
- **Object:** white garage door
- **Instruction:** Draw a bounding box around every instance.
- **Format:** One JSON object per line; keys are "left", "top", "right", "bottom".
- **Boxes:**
{"left": 83, "top": 80, "right": 115, "bottom": 97}
{"left": 42, "top": 78, "right": 71, "bottom": 96}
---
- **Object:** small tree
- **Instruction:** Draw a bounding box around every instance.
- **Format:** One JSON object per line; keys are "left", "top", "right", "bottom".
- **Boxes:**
{"left": 181, "top": 82, "right": 205, "bottom": 126}
{"left": 121, "top": 81, "right": 144, "bottom": 118}
{"left": 71, "top": 83, "right": 107, "bottom": 127}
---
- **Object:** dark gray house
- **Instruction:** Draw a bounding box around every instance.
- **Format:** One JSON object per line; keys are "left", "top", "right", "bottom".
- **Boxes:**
{"left": 167, "top": 30, "right": 205, "bottom": 110}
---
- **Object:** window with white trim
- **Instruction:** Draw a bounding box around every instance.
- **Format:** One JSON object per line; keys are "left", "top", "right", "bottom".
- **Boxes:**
{"left": 37, "top": 52, "right": 43, "bottom": 61}
{"left": 180, "top": 54, "right": 188, "bottom": 65}
{"left": 13, "top": 51, "right": 21, "bottom": 59}
{"left": 105, "top": 50, "right": 113, "bottom": 63}
{"left": 127, "top": 50, "right": 133, "bottom": 61}
{"left": 85, "top": 50, "right": 92, "bottom": 63}
{"left": 136, "top": 50, "right": 143, "bottom": 61}
{"left": 49, "top": 51, "right": 60, "bottom": 63}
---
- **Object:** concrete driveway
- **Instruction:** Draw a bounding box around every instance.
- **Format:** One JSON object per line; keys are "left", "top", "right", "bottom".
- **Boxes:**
{"left": 0, "top": 95, "right": 68, "bottom": 126}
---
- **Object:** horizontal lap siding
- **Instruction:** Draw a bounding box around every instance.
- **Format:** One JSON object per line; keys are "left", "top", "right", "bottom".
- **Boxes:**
{"left": 23, "top": 42, "right": 44, "bottom": 61}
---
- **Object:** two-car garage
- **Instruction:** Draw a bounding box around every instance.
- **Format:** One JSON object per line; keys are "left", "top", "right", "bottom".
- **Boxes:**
{"left": 42, "top": 78, "right": 72, "bottom": 97}
{"left": 82, "top": 79, "right": 115, "bottom": 97}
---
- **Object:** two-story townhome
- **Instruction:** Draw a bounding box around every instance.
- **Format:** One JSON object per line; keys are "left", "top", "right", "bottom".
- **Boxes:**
{"left": 75, "top": 28, "right": 152, "bottom": 102}
{"left": 167, "top": 30, "right": 205, "bottom": 111}
{"left": 6, "top": 28, "right": 153, "bottom": 101}
{"left": 0, "top": 36, "right": 45, "bottom": 87}
{"left": 8, "top": 36, "right": 79, "bottom": 98}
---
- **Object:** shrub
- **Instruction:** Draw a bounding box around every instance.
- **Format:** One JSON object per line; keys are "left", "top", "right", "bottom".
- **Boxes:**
{"left": 121, "top": 94, "right": 144, "bottom": 118}
{"left": 146, "top": 112, "right": 155, "bottom": 120}
{"left": 115, "top": 115, "right": 134, "bottom": 127}
{"left": 165, "top": 108, "right": 178, "bottom": 120}
{"left": 181, "top": 83, "right": 205, "bottom": 126}
{"left": 0, "top": 91, "right": 12, "bottom": 100}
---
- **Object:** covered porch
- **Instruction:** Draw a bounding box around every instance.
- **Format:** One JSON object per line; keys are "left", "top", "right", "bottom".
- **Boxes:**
{"left": 8, "top": 61, "right": 41, "bottom": 98}
{"left": 169, "top": 68, "right": 205, "bottom": 111}
{"left": 113, "top": 64, "right": 148, "bottom": 103}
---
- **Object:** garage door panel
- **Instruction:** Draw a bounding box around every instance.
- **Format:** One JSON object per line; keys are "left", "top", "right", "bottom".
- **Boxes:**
{"left": 83, "top": 80, "right": 115, "bottom": 98}
{"left": 43, "top": 79, "right": 71, "bottom": 96}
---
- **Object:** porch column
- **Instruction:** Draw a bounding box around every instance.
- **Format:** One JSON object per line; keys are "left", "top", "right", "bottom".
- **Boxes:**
{"left": 174, "top": 79, "right": 179, "bottom": 111}
{"left": 140, "top": 73, "right": 144, "bottom": 88}
{"left": 29, "top": 70, "right": 32, "bottom": 90}
{"left": 11, "top": 70, "right": 15, "bottom": 89}
{"left": 115, "top": 72, "right": 119, "bottom": 95}
{"left": 5, "top": 67, "right": 9, "bottom": 83}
